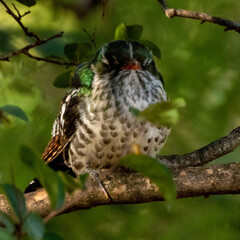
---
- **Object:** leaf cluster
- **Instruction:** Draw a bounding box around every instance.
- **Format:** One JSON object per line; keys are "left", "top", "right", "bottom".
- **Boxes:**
{"left": 0, "top": 145, "right": 88, "bottom": 240}
{"left": 53, "top": 23, "right": 162, "bottom": 88}
{"left": 130, "top": 98, "right": 186, "bottom": 128}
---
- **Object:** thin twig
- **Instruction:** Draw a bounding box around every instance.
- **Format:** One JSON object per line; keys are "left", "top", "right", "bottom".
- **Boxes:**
{"left": 83, "top": 28, "right": 97, "bottom": 49}
{"left": 0, "top": 32, "right": 64, "bottom": 61}
{"left": 158, "top": 0, "right": 168, "bottom": 11}
{"left": 12, "top": 3, "right": 30, "bottom": 19}
{"left": 0, "top": 0, "right": 79, "bottom": 66}
{"left": 23, "top": 51, "right": 78, "bottom": 66}
{"left": 157, "top": 0, "right": 240, "bottom": 33}
{"left": 158, "top": 126, "right": 240, "bottom": 168}
{"left": 0, "top": 0, "right": 40, "bottom": 41}
{"left": 102, "top": 0, "right": 106, "bottom": 19}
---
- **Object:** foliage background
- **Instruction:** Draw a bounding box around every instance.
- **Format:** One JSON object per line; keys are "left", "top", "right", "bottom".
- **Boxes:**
{"left": 0, "top": 0, "right": 240, "bottom": 239}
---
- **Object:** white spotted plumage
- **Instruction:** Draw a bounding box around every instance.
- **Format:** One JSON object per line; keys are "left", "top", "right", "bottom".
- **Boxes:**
{"left": 44, "top": 40, "right": 171, "bottom": 179}
{"left": 67, "top": 69, "right": 170, "bottom": 175}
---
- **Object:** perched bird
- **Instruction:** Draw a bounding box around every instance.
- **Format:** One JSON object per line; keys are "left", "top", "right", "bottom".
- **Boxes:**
{"left": 25, "top": 40, "right": 170, "bottom": 194}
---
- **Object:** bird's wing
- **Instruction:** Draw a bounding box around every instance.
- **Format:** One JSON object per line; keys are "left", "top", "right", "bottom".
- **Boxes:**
{"left": 42, "top": 135, "right": 71, "bottom": 163}
{"left": 42, "top": 89, "right": 81, "bottom": 164}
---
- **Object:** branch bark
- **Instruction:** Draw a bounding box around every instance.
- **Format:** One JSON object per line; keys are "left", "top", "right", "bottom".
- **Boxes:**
{"left": 158, "top": 126, "right": 240, "bottom": 168}
{"left": 157, "top": 0, "right": 240, "bottom": 33}
{"left": 0, "top": 163, "right": 240, "bottom": 219}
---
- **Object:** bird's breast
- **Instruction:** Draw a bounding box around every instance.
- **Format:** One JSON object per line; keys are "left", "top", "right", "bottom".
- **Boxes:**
{"left": 66, "top": 71, "right": 170, "bottom": 175}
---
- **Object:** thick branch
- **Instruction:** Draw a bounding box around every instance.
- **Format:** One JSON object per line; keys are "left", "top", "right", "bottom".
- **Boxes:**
{"left": 157, "top": 0, "right": 240, "bottom": 33}
{"left": 0, "top": 163, "right": 240, "bottom": 219}
{"left": 158, "top": 126, "right": 240, "bottom": 168}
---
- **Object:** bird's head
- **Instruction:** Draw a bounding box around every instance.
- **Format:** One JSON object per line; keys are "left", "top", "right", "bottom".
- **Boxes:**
{"left": 71, "top": 40, "right": 163, "bottom": 89}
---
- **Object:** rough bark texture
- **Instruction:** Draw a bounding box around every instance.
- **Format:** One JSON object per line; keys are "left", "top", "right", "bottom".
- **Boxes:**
{"left": 0, "top": 163, "right": 240, "bottom": 219}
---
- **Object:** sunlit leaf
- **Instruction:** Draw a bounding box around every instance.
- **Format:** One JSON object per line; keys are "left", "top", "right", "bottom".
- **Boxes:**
{"left": 132, "top": 98, "right": 186, "bottom": 128}
{"left": 0, "top": 105, "right": 29, "bottom": 123}
{"left": 121, "top": 154, "right": 176, "bottom": 201}
{"left": 23, "top": 212, "right": 45, "bottom": 240}
{"left": 64, "top": 43, "right": 92, "bottom": 62}
{"left": 0, "top": 184, "right": 27, "bottom": 223}
{"left": 126, "top": 25, "right": 143, "bottom": 40}
{"left": 115, "top": 23, "right": 143, "bottom": 41}
{"left": 16, "top": 0, "right": 36, "bottom": 7}
{"left": 140, "top": 40, "right": 161, "bottom": 58}
{"left": 114, "top": 23, "right": 128, "bottom": 40}
{"left": 53, "top": 71, "right": 72, "bottom": 88}
{"left": 19, "top": 146, "right": 65, "bottom": 209}
{"left": 0, "top": 213, "right": 15, "bottom": 235}
{"left": 172, "top": 98, "right": 187, "bottom": 108}
{"left": 43, "top": 232, "right": 64, "bottom": 240}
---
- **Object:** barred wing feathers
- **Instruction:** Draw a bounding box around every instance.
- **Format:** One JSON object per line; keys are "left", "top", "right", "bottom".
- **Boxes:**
{"left": 42, "top": 89, "right": 81, "bottom": 164}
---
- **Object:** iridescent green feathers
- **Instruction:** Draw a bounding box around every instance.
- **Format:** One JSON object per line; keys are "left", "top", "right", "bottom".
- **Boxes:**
{"left": 71, "top": 63, "right": 94, "bottom": 96}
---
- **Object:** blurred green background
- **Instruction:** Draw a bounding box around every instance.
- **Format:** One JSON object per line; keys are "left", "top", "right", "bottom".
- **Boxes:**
{"left": 0, "top": 0, "right": 240, "bottom": 239}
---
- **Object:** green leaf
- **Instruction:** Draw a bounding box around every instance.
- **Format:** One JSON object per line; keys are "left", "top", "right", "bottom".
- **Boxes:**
{"left": 114, "top": 23, "right": 128, "bottom": 40}
{"left": 0, "top": 184, "right": 27, "bottom": 223}
{"left": 120, "top": 154, "right": 176, "bottom": 201}
{"left": 140, "top": 40, "right": 161, "bottom": 59}
{"left": 45, "top": 55, "right": 66, "bottom": 62}
{"left": 134, "top": 98, "right": 186, "bottom": 128}
{"left": 0, "top": 228, "right": 14, "bottom": 240}
{"left": 23, "top": 212, "right": 45, "bottom": 240}
{"left": 126, "top": 25, "right": 143, "bottom": 40}
{"left": 64, "top": 43, "right": 92, "bottom": 62}
{"left": 53, "top": 71, "right": 72, "bottom": 88}
{"left": 129, "top": 107, "right": 140, "bottom": 116}
{"left": 57, "top": 172, "right": 81, "bottom": 194}
{"left": 0, "top": 213, "right": 15, "bottom": 235}
{"left": 43, "top": 232, "right": 64, "bottom": 240}
{"left": 172, "top": 98, "right": 187, "bottom": 108}
{"left": 16, "top": 0, "right": 36, "bottom": 7}
{"left": 0, "top": 105, "right": 29, "bottom": 123}
{"left": 79, "top": 173, "right": 89, "bottom": 190}
{"left": 19, "top": 146, "right": 65, "bottom": 209}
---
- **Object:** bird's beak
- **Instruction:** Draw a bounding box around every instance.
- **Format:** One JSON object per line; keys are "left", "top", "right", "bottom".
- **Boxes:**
{"left": 121, "top": 59, "right": 141, "bottom": 70}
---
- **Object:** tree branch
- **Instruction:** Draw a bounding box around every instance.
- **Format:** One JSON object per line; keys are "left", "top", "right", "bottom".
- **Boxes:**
{"left": 0, "top": 125, "right": 239, "bottom": 219}
{"left": 0, "top": 32, "right": 64, "bottom": 61}
{"left": 157, "top": 0, "right": 240, "bottom": 33}
{"left": 0, "top": 162, "right": 240, "bottom": 219}
{"left": 158, "top": 126, "right": 240, "bottom": 168}
{"left": 23, "top": 50, "right": 78, "bottom": 66}
{"left": 0, "top": 0, "right": 40, "bottom": 41}
{"left": 0, "top": 0, "right": 77, "bottom": 65}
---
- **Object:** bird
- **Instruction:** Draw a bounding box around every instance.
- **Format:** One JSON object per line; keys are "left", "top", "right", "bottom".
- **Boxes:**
{"left": 25, "top": 40, "right": 170, "bottom": 195}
